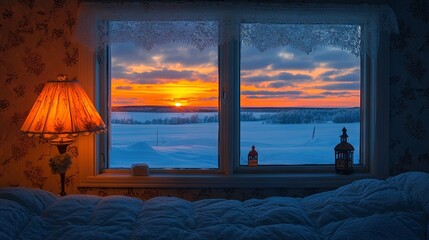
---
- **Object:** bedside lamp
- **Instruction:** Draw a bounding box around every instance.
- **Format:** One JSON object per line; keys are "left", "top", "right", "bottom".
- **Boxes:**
{"left": 21, "top": 74, "right": 107, "bottom": 196}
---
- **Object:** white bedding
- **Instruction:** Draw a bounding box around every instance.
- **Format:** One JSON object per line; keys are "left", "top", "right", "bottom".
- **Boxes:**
{"left": 1, "top": 172, "right": 428, "bottom": 240}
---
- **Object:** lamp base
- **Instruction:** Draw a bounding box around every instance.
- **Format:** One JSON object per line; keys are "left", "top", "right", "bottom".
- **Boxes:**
{"left": 60, "top": 173, "right": 66, "bottom": 196}
{"left": 50, "top": 138, "right": 74, "bottom": 196}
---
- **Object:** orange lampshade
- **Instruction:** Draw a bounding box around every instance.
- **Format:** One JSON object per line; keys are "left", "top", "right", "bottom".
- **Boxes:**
{"left": 21, "top": 74, "right": 107, "bottom": 140}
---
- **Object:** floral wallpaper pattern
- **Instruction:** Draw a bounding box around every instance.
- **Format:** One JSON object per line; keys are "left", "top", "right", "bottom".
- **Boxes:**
{"left": 389, "top": 0, "right": 429, "bottom": 174}
{"left": 0, "top": 0, "right": 428, "bottom": 200}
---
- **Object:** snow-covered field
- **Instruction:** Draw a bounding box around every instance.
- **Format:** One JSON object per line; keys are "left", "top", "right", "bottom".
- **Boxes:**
{"left": 110, "top": 112, "right": 360, "bottom": 168}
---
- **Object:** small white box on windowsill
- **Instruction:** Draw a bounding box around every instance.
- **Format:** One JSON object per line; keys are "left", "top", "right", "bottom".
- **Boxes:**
{"left": 131, "top": 163, "right": 149, "bottom": 176}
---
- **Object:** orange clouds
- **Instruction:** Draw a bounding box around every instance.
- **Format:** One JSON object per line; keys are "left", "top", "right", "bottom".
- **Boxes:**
{"left": 112, "top": 78, "right": 218, "bottom": 107}
{"left": 111, "top": 43, "right": 360, "bottom": 108}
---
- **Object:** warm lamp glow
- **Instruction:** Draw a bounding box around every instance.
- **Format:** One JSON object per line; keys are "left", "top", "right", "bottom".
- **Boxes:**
{"left": 21, "top": 75, "right": 107, "bottom": 139}
{"left": 21, "top": 74, "right": 107, "bottom": 196}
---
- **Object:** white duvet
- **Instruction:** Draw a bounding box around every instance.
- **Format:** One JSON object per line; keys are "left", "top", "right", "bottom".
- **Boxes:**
{"left": 1, "top": 172, "right": 428, "bottom": 240}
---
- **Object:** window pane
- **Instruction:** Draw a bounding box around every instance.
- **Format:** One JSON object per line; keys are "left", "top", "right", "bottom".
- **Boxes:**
{"left": 110, "top": 40, "right": 218, "bottom": 169}
{"left": 240, "top": 24, "right": 360, "bottom": 166}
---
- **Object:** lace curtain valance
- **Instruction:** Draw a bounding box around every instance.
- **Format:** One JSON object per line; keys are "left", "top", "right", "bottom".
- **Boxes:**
{"left": 241, "top": 24, "right": 361, "bottom": 56}
{"left": 74, "top": 2, "right": 398, "bottom": 57}
{"left": 105, "top": 21, "right": 218, "bottom": 51}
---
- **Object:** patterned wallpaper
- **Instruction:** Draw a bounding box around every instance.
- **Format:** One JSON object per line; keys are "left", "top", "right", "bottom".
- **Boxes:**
{"left": 0, "top": 0, "right": 428, "bottom": 200}
{"left": 389, "top": 0, "right": 429, "bottom": 174}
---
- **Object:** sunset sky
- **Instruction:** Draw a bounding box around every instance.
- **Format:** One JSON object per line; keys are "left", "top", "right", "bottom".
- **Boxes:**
{"left": 111, "top": 41, "right": 360, "bottom": 108}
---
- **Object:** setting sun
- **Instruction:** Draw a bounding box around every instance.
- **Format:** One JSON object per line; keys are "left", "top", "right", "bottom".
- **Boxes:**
{"left": 175, "top": 102, "right": 182, "bottom": 107}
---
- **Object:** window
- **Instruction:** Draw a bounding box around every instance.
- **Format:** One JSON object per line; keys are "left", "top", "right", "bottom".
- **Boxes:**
{"left": 240, "top": 25, "right": 361, "bottom": 167}
{"left": 109, "top": 22, "right": 219, "bottom": 169}
{"left": 76, "top": 3, "right": 395, "bottom": 187}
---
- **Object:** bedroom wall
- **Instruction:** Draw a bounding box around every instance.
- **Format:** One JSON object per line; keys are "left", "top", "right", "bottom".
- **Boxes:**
{"left": 0, "top": 0, "right": 428, "bottom": 200}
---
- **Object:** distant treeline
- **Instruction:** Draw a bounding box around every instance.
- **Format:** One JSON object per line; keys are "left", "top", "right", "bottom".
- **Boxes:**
{"left": 111, "top": 114, "right": 218, "bottom": 125}
{"left": 241, "top": 108, "right": 360, "bottom": 124}
{"left": 111, "top": 108, "right": 360, "bottom": 125}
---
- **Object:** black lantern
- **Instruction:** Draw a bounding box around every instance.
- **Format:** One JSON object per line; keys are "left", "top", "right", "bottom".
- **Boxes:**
{"left": 334, "top": 127, "right": 354, "bottom": 174}
{"left": 248, "top": 145, "right": 258, "bottom": 167}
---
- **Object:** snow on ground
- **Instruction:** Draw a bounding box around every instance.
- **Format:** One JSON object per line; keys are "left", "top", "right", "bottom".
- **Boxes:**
{"left": 110, "top": 112, "right": 359, "bottom": 168}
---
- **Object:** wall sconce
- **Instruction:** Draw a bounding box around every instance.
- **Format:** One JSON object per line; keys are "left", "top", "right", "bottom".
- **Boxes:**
{"left": 21, "top": 74, "right": 107, "bottom": 196}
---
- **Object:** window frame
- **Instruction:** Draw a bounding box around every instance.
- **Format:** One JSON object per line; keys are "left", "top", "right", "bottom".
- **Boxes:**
{"left": 236, "top": 23, "right": 364, "bottom": 173}
{"left": 107, "top": 38, "right": 222, "bottom": 174}
{"left": 77, "top": 3, "right": 390, "bottom": 188}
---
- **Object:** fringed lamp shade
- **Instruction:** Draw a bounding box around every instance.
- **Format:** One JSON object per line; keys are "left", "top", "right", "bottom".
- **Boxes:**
{"left": 21, "top": 74, "right": 106, "bottom": 196}
{"left": 21, "top": 75, "right": 107, "bottom": 141}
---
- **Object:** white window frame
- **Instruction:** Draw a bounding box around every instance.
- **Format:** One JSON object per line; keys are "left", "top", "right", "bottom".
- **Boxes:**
{"left": 77, "top": 3, "right": 390, "bottom": 188}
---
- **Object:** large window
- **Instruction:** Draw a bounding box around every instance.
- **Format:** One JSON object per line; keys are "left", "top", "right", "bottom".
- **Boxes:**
{"left": 239, "top": 23, "right": 362, "bottom": 168}
{"left": 110, "top": 40, "right": 219, "bottom": 169}
{"left": 76, "top": 3, "right": 394, "bottom": 187}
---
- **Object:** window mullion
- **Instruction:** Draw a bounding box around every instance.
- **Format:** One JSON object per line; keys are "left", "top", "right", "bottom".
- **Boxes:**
{"left": 219, "top": 20, "right": 240, "bottom": 175}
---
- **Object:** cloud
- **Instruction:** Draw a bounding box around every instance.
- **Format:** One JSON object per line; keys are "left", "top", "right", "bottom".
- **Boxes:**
{"left": 271, "top": 60, "right": 316, "bottom": 70}
{"left": 241, "top": 45, "right": 358, "bottom": 72}
{"left": 241, "top": 46, "right": 316, "bottom": 71}
{"left": 138, "top": 69, "right": 197, "bottom": 79}
{"left": 298, "top": 95, "right": 327, "bottom": 99}
{"left": 312, "top": 48, "right": 360, "bottom": 69}
{"left": 111, "top": 44, "right": 152, "bottom": 64}
{"left": 199, "top": 97, "right": 218, "bottom": 101}
{"left": 162, "top": 46, "right": 217, "bottom": 66}
{"left": 318, "top": 82, "right": 360, "bottom": 90}
{"left": 111, "top": 42, "right": 361, "bottom": 106}
{"left": 242, "top": 90, "right": 302, "bottom": 98}
{"left": 319, "top": 69, "right": 360, "bottom": 82}
{"left": 115, "top": 69, "right": 211, "bottom": 84}
{"left": 115, "top": 85, "right": 133, "bottom": 90}
{"left": 241, "top": 60, "right": 273, "bottom": 70}
{"left": 240, "top": 46, "right": 276, "bottom": 70}
{"left": 111, "top": 42, "right": 218, "bottom": 84}
{"left": 111, "top": 42, "right": 217, "bottom": 68}
{"left": 164, "top": 96, "right": 217, "bottom": 103}
{"left": 111, "top": 65, "right": 130, "bottom": 79}
{"left": 267, "top": 81, "right": 291, "bottom": 88}
{"left": 242, "top": 72, "right": 312, "bottom": 85}
{"left": 278, "top": 51, "right": 294, "bottom": 60}
{"left": 168, "top": 97, "right": 196, "bottom": 102}
{"left": 334, "top": 72, "right": 360, "bottom": 82}
{"left": 319, "top": 91, "right": 359, "bottom": 98}
{"left": 112, "top": 97, "right": 140, "bottom": 105}
{"left": 277, "top": 72, "right": 312, "bottom": 81}
{"left": 242, "top": 75, "right": 273, "bottom": 83}
{"left": 319, "top": 70, "right": 342, "bottom": 80}
{"left": 243, "top": 89, "right": 357, "bottom": 99}
{"left": 321, "top": 91, "right": 351, "bottom": 96}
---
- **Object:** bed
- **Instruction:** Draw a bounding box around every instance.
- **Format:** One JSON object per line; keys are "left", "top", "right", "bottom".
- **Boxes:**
{"left": 1, "top": 172, "right": 428, "bottom": 240}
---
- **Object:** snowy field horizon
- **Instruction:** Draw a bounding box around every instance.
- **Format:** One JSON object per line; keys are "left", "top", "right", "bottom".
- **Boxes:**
{"left": 110, "top": 107, "right": 360, "bottom": 169}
